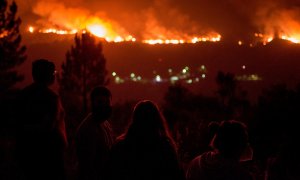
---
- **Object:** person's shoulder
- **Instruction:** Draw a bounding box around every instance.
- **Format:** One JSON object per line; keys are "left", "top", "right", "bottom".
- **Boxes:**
{"left": 18, "top": 84, "right": 39, "bottom": 101}
{"left": 192, "top": 154, "right": 202, "bottom": 162}
{"left": 110, "top": 136, "right": 127, "bottom": 154}
{"left": 76, "top": 114, "right": 94, "bottom": 135}
{"left": 22, "top": 84, "right": 58, "bottom": 98}
{"left": 189, "top": 154, "right": 203, "bottom": 168}
{"left": 44, "top": 87, "right": 58, "bottom": 99}
{"left": 114, "top": 135, "right": 126, "bottom": 147}
{"left": 160, "top": 137, "right": 176, "bottom": 149}
{"left": 20, "top": 84, "right": 35, "bottom": 94}
{"left": 186, "top": 155, "right": 202, "bottom": 180}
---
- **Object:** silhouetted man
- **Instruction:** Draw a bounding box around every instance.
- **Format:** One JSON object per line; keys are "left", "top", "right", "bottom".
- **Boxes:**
{"left": 16, "top": 59, "right": 67, "bottom": 180}
{"left": 76, "top": 86, "right": 114, "bottom": 180}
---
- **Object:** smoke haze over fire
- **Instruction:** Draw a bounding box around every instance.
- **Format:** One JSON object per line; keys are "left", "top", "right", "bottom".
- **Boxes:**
{"left": 13, "top": 0, "right": 300, "bottom": 42}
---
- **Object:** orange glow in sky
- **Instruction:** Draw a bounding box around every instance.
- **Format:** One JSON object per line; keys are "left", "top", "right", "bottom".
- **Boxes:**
{"left": 86, "top": 24, "right": 107, "bottom": 38}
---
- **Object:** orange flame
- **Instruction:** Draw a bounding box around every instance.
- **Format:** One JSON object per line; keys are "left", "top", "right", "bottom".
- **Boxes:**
{"left": 143, "top": 35, "right": 221, "bottom": 45}
{"left": 27, "top": 24, "right": 221, "bottom": 44}
{"left": 28, "top": 1, "right": 222, "bottom": 44}
{"left": 255, "top": 32, "right": 300, "bottom": 45}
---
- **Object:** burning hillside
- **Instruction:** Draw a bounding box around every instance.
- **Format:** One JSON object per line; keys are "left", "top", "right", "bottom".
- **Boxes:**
{"left": 12, "top": 0, "right": 300, "bottom": 45}
{"left": 27, "top": 25, "right": 221, "bottom": 44}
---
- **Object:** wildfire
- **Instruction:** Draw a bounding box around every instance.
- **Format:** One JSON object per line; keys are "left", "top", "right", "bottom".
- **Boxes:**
{"left": 28, "top": 25, "right": 221, "bottom": 44}
{"left": 87, "top": 24, "right": 106, "bottom": 38}
{"left": 143, "top": 35, "right": 221, "bottom": 45}
{"left": 255, "top": 32, "right": 300, "bottom": 44}
{"left": 28, "top": 24, "right": 300, "bottom": 45}
{"left": 28, "top": 25, "right": 136, "bottom": 43}
{"left": 281, "top": 35, "right": 300, "bottom": 43}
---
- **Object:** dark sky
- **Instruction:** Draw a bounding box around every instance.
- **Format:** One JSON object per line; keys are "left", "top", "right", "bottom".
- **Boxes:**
{"left": 15, "top": 0, "right": 300, "bottom": 41}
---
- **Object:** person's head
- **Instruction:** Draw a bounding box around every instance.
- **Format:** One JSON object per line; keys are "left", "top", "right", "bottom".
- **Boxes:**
{"left": 211, "top": 120, "right": 250, "bottom": 160}
{"left": 90, "top": 86, "right": 112, "bottom": 122}
{"left": 126, "top": 100, "right": 173, "bottom": 141}
{"left": 32, "top": 59, "right": 56, "bottom": 85}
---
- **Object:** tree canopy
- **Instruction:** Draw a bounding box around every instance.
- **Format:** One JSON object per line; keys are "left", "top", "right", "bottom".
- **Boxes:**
{"left": 0, "top": 0, "right": 26, "bottom": 92}
{"left": 59, "top": 32, "right": 109, "bottom": 116}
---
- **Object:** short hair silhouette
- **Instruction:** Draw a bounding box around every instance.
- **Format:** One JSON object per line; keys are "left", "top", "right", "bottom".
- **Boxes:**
{"left": 211, "top": 120, "right": 249, "bottom": 159}
{"left": 90, "top": 86, "right": 112, "bottom": 100}
{"left": 32, "top": 59, "right": 55, "bottom": 84}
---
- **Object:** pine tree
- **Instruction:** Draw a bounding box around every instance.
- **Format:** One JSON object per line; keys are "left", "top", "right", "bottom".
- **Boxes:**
{"left": 0, "top": 0, "right": 26, "bottom": 92}
{"left": 59, "top": 32, "right": 109, "bottom": 116}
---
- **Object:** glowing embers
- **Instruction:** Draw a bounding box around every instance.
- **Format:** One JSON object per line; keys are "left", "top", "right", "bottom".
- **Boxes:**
{"left": 143, "top": 35, "right": 221, "bottom": 45}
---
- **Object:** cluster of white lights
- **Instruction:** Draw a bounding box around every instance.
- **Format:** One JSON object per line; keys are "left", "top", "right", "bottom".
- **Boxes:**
{"left": 236, "top": 74, "right": 262, "bottom": 81}
{"left": 111, "top": 65, "right": 208, "bottom": 84}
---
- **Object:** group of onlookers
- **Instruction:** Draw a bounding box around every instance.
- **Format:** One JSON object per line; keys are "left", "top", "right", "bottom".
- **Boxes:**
{"left": 14, "top": 59, "right": 299, "bottom": 180}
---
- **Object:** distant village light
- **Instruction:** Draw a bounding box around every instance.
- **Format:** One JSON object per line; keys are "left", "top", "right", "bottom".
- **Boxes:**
{"left": 170, "top": 76, "right": 179, "bottom": 81}
{"left": 155, "top": 75, "right": 162, "bottom": 82}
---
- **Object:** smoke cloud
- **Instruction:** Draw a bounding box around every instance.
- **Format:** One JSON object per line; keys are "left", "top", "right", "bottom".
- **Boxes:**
{"left": 254, "top": 0, "right": 300, "bottom": 38}
{"left": 14, "top": 0, "right": 300, "bottom": 40}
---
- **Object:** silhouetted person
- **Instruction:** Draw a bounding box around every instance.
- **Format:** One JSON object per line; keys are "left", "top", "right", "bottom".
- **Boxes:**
{"left": 75, "top": 86, "right": 114, "bottom": 180}
{"left": 186, "top": 120, "right": 253, "bottom": 180}
{"left": 107, "top": 100, "right": 184, "bottom": 180}
{"left": 265, "top": 127, "right": 300, "bottom": 180}
{"left": 16, "top": 59, "right": 67, "bottom": 180}
{"left": 203, "top": 121, "right": 220, "bottom": 152}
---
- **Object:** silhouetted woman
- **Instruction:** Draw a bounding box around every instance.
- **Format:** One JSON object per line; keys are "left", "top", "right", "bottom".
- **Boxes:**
{"left": 186, "top": 120, "right": 253, "bottom": 180}
{"left": 107, "top": 100, "right": 184, "bottom": 180}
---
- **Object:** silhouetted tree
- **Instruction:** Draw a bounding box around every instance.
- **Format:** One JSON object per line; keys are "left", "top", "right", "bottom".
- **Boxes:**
{"left": 215, "top": 71, "right": 249, "bottom": 120}
{"left": 58, "top": 32, "right": 109, "bottom": 132}
{"left": 216, "top": 71, "right": 237, "bottom": 106}
{"left": 0, "top": 0, "right": 26, "bottom": 93}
